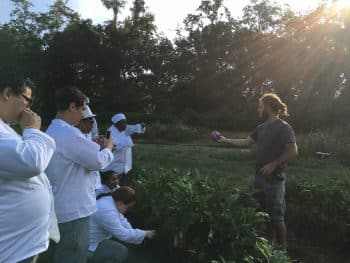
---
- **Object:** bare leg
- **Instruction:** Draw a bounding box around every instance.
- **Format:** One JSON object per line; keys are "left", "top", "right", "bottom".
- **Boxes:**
{"left": 267, "top": 222, "right": 277, "bottom": 245}
{"left": 272, "top": 220, "right": 287, "bottom": 251}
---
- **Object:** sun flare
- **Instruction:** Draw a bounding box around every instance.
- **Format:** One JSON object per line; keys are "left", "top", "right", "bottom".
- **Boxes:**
{"left": 335, "top": 0, "right": 350, "bottom": 10}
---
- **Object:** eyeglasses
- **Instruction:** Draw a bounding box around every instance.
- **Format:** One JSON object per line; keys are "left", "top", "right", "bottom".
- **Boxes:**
{"left": 82, "top": 117, "right": 95, "bottom": 122}
{"left": 21, "top": 93, "right": 34, "bottom": 108}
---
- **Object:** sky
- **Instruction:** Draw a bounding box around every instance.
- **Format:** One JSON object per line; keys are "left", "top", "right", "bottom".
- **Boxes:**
{"left": 0, "top": 0, "right": 324, "bottom": 39}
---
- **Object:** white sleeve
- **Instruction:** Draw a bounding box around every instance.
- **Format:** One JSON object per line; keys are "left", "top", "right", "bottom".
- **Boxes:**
{"left": 99, "top": 148, "right": 114, "bottom": 170}
{"left": 97, "top": 208, "right": 146, "bottom": 244}
{"left": 63, "top": 133, "right": 114, "bottom": 171}
{"left": 91, "top": 120, "right": 99, "bottom": 138}
{"left": 0, "top": 128, "right": 56, "bottom": 179}
{"left": 120, "top": 216, "right": 133, "bottom": 230}
{"left": 125, "top": 124, "right": 145, "bottom": 136}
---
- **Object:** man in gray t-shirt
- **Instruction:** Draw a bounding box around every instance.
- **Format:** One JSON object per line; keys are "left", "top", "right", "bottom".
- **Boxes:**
{"left": 250, "top": 119, "right": 296, "bottom": 178}
{"left": 216, "top": 93, "right": 298, "bottom": 251}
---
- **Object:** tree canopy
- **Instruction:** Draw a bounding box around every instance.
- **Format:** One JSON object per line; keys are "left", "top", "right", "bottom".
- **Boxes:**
{"left": 1, "top": 0, "right": 350, "bottom": 130}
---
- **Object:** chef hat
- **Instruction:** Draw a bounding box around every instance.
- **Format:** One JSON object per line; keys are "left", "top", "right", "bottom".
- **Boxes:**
{"left": 111, "top": 113, "right": 126, "bottom": 124}
{"left": 82, "top": 105, "right": 96, "bottom": 119}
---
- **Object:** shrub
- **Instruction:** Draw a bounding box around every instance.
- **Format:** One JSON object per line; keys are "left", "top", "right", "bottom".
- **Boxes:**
{"left": 286, "top": 175, "right": 350, "bottom": 249}
{"left": 126, "top": 168, "right": 290, "bottom": 263}
{"left": 140, "top": 122, "right": 200, "bottom": 143}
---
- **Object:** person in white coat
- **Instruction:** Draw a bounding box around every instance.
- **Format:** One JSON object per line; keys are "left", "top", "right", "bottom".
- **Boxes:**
{"left": 0, "top": 79, "right": 59, "bottom": 263}
{"left": 76, "top": 105, "right": 105, "bottom": 190}
{"left": 88, "top": 186, "right": 156, "bottom": 263}
{"left": 46, "top": 87, "right": 115, "bottom": 263}
{"left": 104, "top": 113, "right": 145, "bottom": 177}
{"left": 95, "top": 170, "right": 121, "bottom": 197}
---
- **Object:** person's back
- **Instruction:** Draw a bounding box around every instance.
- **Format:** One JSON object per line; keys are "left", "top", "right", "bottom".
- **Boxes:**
{"left": 88, "top": 187, "right": 155, "bottom": 263}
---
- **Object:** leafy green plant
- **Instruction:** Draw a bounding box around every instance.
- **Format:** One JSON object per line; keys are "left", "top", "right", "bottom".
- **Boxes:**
{"left": 126, "top": 168, "right": 291, "bottom": 262}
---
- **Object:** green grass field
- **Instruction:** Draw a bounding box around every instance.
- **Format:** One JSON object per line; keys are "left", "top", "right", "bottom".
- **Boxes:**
{"left": 133, "top": 142, "right": 348, "bottom": 188}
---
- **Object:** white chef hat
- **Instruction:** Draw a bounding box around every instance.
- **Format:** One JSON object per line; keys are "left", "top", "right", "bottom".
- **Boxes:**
{"left": 111, "top": 113, "right": 126, "bottom": 124}
{"left": 82, "top": 105, "right": 96, "bottom": 119}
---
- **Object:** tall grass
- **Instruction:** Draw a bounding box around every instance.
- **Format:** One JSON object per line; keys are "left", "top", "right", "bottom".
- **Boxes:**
{"left": 297, "top": 127, "right": 350, "bottom": 165}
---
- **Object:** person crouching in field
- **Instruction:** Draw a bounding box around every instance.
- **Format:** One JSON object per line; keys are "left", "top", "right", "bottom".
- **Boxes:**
{"left": 89, "top": 186, "right": 156, "bottom": 263}
{"left": 0, "top": 79, "right": 59, "bottom": 263}
{"left": 95, "top": 170, "right": 121, "bottom": 196}
{"left": 216, "top": 93, "right": 298, "bottom": 251}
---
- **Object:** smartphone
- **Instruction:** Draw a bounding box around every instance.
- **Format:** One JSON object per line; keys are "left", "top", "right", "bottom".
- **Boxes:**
{"left": 106, "top": 131, "right": 111, "bottom": 139}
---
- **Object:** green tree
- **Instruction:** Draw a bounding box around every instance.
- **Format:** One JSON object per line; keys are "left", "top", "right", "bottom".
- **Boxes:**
{"left": 101, "top": 0, "right": 126, "bottom": 28}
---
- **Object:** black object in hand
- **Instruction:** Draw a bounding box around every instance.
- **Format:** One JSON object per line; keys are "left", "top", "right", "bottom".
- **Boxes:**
{"left": 106, "top": 131, "right": 111, "bottom": 139}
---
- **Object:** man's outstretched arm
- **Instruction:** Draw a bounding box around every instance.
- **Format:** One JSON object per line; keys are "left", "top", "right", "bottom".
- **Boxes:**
{"left": 218, "top": 136, "right": 255, "bottom": 148}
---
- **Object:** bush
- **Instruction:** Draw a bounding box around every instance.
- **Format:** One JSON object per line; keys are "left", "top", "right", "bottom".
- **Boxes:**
{"left": 286, "top": 175, "right": 350, "bottom": 249}
{"left": 297, "top": 127, "right": 350, "bottom": 166}
{"left": 140, "top": 122, "right": 200, "bottom": 143}
{"left": 126, "top": 168, "right": 290, "bottom": 263}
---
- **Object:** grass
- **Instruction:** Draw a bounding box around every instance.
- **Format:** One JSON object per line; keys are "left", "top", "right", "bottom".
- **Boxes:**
{"left": 133, "top": 142, "right": 348, "bottom": 187}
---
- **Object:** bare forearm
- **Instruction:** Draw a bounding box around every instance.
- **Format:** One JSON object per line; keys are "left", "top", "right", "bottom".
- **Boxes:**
{"left": 221, "top": 137, "right": 253, "bottom": 148}
{"left": 271, "top": 144, "right": 298, "bottom": 167}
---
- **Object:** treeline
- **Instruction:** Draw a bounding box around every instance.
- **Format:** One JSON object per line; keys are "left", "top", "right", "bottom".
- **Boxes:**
{"left": 1, "top": 0, "right": 350, "bottom": 130}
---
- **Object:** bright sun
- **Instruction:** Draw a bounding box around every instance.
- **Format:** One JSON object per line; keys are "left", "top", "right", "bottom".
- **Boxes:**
{"left": 335, "top": 0, "right": 350, "bottom": 10}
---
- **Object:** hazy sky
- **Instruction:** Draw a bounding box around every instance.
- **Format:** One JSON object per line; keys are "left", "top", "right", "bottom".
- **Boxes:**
{"left": 0, "top": 0, "right": 323, "bottom": 38}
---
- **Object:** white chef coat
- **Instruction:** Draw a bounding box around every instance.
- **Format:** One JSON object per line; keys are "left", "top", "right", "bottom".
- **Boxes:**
{"left": 104, "top": 124, "right": 145, "bottom": 175}
{"left": 84, "top": 132, "right": 103, "bottom": 190}
{"left": 95, "top": 184, "right": 111, "bottom": 197}
{"left": 89, "top": 196, "right": 146, "bottom": 252}
{"left": 46, "top": 119, "right": 114, "bottom": 223}
{"left": 0, "top": 118, "right": 58, "bottom": 263}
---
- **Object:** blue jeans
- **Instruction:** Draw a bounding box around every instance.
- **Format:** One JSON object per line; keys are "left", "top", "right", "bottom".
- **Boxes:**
{"left": 54, "top": 217, "right": 90, "bottom": 263}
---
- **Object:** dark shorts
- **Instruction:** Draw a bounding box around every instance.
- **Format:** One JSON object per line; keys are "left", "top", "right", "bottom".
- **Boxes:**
{"left": 254, "top": 175, "right": 286, "bottom": 221}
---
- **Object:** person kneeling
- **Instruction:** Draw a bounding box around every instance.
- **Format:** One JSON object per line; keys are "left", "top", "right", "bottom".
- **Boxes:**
{"left": 88, "top": 186, "right": 156, "bottom": 263}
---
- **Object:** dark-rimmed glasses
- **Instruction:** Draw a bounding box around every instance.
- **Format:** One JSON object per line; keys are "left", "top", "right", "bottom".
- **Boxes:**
{"left": 21, "top": 93, "right": 35, "bottom": 108}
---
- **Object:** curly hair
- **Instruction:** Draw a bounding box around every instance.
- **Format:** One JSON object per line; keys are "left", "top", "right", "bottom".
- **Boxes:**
{"left": 260, "top": 93, "right": 289, "bottom": 117}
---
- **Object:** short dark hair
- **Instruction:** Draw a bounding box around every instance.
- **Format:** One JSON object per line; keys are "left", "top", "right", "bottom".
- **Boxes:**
{"left": 56, "top": 86, "right": 87, "bottom": 112}
{"left": 100, "top": 170, "right": 118, "bottom": 185}
{"left": 0, "top": 78, "right": 35, "bottom": 95}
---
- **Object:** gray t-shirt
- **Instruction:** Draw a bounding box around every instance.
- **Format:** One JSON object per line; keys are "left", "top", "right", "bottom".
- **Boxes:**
{"left": 250, "top": 119, "right": 296, "bottom": 175}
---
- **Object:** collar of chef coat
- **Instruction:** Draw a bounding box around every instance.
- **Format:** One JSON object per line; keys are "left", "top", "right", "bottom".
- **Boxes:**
{"left": 0, "top": 118, "right": 21, "bottom": 139}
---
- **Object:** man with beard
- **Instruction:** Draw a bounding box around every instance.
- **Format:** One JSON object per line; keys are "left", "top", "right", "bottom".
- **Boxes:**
{"left": 216, "top": 93, "right": 298, "bottom": 251}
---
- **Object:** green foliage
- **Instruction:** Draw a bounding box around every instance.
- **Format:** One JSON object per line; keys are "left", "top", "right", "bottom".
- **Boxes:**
{"left": 126, "top": 168, "right": 290, "bottom": 262}
{"left": 286, "top": 175, "right": 350, "bottom": 248}
{"left": 2, "top": 0, "right": 350, "bottom": 130}
{"left": 297, "top": 127, "right": 350, "bottom": 166}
